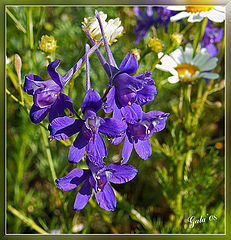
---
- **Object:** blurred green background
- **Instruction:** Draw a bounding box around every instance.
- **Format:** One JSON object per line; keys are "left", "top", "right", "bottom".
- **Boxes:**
{"left": 6, "top": 6, "right": 225, "bottom": 234}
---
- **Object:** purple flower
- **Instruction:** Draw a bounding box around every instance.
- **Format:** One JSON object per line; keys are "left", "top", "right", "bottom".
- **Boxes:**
{"left": 55, "top": 158, "right": 138, "bottom": 211}
{"left": 133, "top": 7, "right": 178, "bottom": 44}
{"left": 49, "top": 88, "right": 127, "bottom": 166}
{"left": 23, "top": 41, "right": 103, "bottom": 124}
{"left": 112, "top": 108, "right": 169, "bottom": 163}
{"left": 153, "top": 7, "right": 179, "bottom": 32}
{"left": 201, "top": 21, "right": 224, "bottom": 57}
{"left": 49, "top": 44, "right": 127, "bottom": 166}
{"left": 133, "top": 6, "right": 155, "bottom": 44}
{"left": 83, "top": 10, "right": 157, "bottom": 115}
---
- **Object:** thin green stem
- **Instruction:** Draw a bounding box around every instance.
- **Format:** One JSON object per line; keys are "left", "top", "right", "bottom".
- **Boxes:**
{"left": 175, "top": 156, "right": 185, "bottom": 228}
{"left": 192, "top": 80, "right": 214, "bottom": 128}
{"left": 193, "top": 18, "right": 208, "bottom": 52}
{"left": 40, "top": 126, "right": 57, "bottom": 183}
{"left": 8, "top": 205, "right": 48, "bottom": 234}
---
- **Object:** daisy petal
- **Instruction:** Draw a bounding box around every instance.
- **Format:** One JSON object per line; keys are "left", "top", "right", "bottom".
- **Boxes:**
{"left": 200, "top": 72, "right": 219, "bottom": 79}
{"left": 170, "top": 12, "right": 190, "bottom": 22}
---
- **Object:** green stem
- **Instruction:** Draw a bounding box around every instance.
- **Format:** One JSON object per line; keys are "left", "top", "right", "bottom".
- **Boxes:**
{"left": 192, "top": 80, "right": 214, "bottom": 128}
{"left": 182, "top": 83, "right": 192, "bottom": 130}
{"left": 8, "top": 205, "right": 48, "bottom": 234}
{"left": 6, "top": 8, "right": 26, "bottom": 33}
{"left": 193, "top": 18, "right": 208, "bottom": 52}
{"left": 40, "top": 126, "right": 57, "bottom": 183}
{"left": 175, "top": 157, "right": 185, "bottom": 228}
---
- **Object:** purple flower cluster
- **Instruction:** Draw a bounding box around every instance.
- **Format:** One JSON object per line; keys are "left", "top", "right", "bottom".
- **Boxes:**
{"left": 133, "top": 6, "right": 177, "bottom": 44}
{"left": 201, "top": 20, "right": 224, "bottom": 57}
{"left": 23, "top": 10, "right": 169, "bottom": 211}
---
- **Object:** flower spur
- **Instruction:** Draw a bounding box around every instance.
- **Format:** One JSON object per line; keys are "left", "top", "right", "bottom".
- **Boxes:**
{"left": 83, "top": 10, "right": 157, "bottom": 115}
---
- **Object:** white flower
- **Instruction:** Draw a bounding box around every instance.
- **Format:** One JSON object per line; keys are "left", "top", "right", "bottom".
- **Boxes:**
{"left": 156, "top": 43, "right": 219, "bottom": 84}
{"left": 167, "top": 6, "right": 225, "bottom": 23}
{"left": 82, "top": 11, "right": 124, "bottom": 45}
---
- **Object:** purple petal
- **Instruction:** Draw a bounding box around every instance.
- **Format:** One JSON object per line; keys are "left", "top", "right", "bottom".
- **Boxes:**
{"left": 86, "top": 139, "right": 104, "bottom": 166}
{"left": 116, "top": 88, "right": 137, "bottom": 107}
{"left": 95, "top": 134, "right": 107, "bottom": 158}
{"left": 99, "top": 118, "right": 127, "bottom": 138}
{"left": 134, "top": 139, "right": 152, "bottom": 160}
{"left": 47, "top": 60, "right": 62, "bottom": 88}
{"left": 29, "top": 104, "right": 49, "bottom": 123}
{"left": 113, "top": 105, "right": 123, "bottom": 120}
{"left": 122, "top": 135, "right": 133, "bottom": 164}
{"left": 146, "top": 6, "right": 153, "bottom": 17}
{"left": 119, "top": 52, "right": 139, "bottom": 75}
{"left": 68, "top": 131, "right": 88, "bottom": 163}
{"left": 95, "top": 183, "right": 116, "bottom": 211}
{"left": 81, "top": 89, "right": 102, "bottom": 114}
{"left": 23, "top": 74, "right": 44, "bottom": 95}
{"left": 120, "top": 104, "right": 142, "bottom": 124}
{"left": 111, "top": 133, "right": 125, "bottom": 145}
{"left": 74, "top": 179, "right": 92, "bottom": 210}
{"left": 103, "top": 86, "right": 116, "bottom": 113}
{"left": 205, "top": 44, "right": 218, "bottom": 57}
{"left": 55, "top": 168, "right": 90, "bottom": 191}
{"left": 48, "top": 116, "right": 84, "bottom": 141}
{"left": 33, "top": 79, "right": 61, "bottom": 108}
{"left": 113, "top": 73, "right": 143, "bottom": 91}
{"left": 142, "top": 111, "right": 170, "bottom": 133}
{"left": 128, "top": 122, "right": 147, "bottom": 140}
{"left": 135, "top": 72, "right": 157, "bottom": 105}
{"left": 48, "top": 93, "right": 75, "bottom": 123}
{"left": 105, "top": 162, "right": 138, "bottom": 184}
{"left": 60, "top": 93, "right": 75, "bottom": 114}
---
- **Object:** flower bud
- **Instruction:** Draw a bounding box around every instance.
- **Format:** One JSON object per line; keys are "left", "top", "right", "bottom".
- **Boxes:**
{"left": 39, "top": 35, "right": 57, "bottom": 53}
{"left": 14, "top": 54, "right": 22, "bottom": 85}
{"left": 147, "top": 37, "right": 163, "bottom": 53}
{"left": 170, "top": 33, "right": 183, "bottom": 47}
{"left": 131, "top": 48, "right": 141, "bottom": 61}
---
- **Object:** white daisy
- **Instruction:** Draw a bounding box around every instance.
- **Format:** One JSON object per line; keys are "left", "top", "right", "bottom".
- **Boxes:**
{"left": 82, "top": 11, "right": 124, "bottom": 45}
{"left": 167, "top": 6, "right": 225, "bottom": 23}
{"left": 156, "top": 43, "right": 219, "bottom": 84}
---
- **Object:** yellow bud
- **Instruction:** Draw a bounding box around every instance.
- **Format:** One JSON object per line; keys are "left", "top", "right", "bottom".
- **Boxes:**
{"left": 131, "top": 48, "right": 141, "bottom": 61}
{"left": 147, "top": 37, "right": 163, "bottom": 53}
{"left": 39, "top": 35, "right": 57, "bottom": 53}
{"left": 171, "top": 33, "right": 183, "bottom": 47}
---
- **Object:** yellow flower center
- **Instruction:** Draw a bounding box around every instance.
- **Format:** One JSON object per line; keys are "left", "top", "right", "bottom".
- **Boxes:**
{"left": 186, "top": 6, "right": 214, "bottom": 13}
{"left": 175, "top": 64, "right": 200, "bottom": 82}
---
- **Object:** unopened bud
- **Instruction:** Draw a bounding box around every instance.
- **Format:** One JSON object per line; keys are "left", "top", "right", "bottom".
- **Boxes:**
{"left": 39, "top": 35, "right": 57, "bottom": 53}
{"left": 171, "top": 33, "right": 183, "bottom": 47}
{"left": 131, "top": 48, "right": 141, "bottom": 61}
{"left": 147, "top": 37, "right": 163, "bottom": 53}
{"left": 14, "top": 54, "right": 22, "bottom": 85}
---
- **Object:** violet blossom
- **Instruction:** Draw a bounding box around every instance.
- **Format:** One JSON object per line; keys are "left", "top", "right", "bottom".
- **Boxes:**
{"left": 48, "top": 44, "right": 127, "bottom": 166}
{"left": 55, "top": 157, "right": 138, "bottom": 211}
{"left": 201, "top": 21, "right": 224, "bottom": 57}
{"left": 23, "top": 41, "right": 102, "bottom": 123}
{"left": 112, "top": 107, "right": 169, "bottom": 163}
